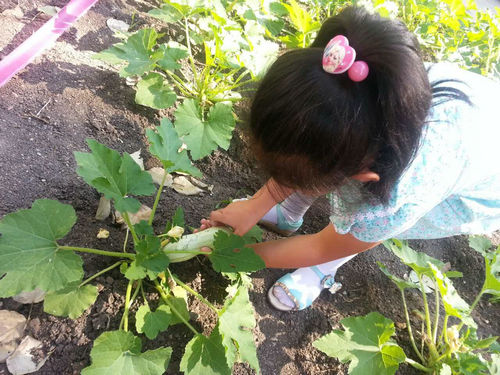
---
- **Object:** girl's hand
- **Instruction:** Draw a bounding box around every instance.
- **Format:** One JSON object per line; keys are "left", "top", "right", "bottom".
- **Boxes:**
{"left": 204, "top": 199, "right": 265, "bottom": 236}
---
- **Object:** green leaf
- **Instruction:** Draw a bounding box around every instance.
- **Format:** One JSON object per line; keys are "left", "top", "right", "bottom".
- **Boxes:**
{"left": 429, "top": 264, "right": 476, "bottom": 328}
{"left": 174, "top": 99, "right": 235, "bottom": 160}
{"left": 313, "top": 312, "right": 405, "bottom": 375}
{"left": 269, "top": 2, "right": 289, "bottom": 16}
{"left": 157, "top": 44, "right": 188, "bottom": 71}
{"left": 81, "top": 330, "right": 171, "bottom": 375}
{"left": 180, "top": 333, "right": 231, "bottom": 375}
{"left": 44, "top": 284, "right": 98, "bottom": 319}
{"left": 75, "top": 140, "right": 155, "bottom": 213}
{"left": 377, "top": 262, "right": 419, "bottom": 291}
{"left": 282, "top": 0, "right": 320, "bottom": 34}
{"left": 454, "top": 352, "right": 490, "bottom": 374}
{"left": 96, "top": 29, "right": 160, "bottom": 77}
{"left": 135, "top": 73, "right": 177, "bottom": 110}
{"left": 135, "top": 304, "right": 172, "bottom": 340}
{"left": 469, "top": 236, "right": 493, "bottom": 256}
{"left": 383, "top": 239, "right": 444, "bottom": 275}
{"left": 241, "top": 225, "right": 263, "bottom": 244}
{"left": 124, "top": 261, "right": 147, "bottom": 280}
{"left": 0, "top": 199, "right": 83, "bottom": 293}
{"left": 135, "top": 236, "right": 170, "bottom": 273}
{"left": 148, "top": 4, "right": 184, "bottom": 23}
{"left": 209, "top": 231, "right": 265, "bottom": 273}
{"left": 165, "top": 206, "right": 185, "bottom": 233}
{"left": 134, "top": 220, "right": 154, "bottom": 236}
{"left": 146, "top": 118, "right": 202, "bottom": 177}
{"left": 483, "top": 252, "right": 500, "bottom": 298}
{"left": 166, "top": 295, "right": 190, "bottom": 325}
{"left": 218, "top": 286, "right": 259, "bottom": 371}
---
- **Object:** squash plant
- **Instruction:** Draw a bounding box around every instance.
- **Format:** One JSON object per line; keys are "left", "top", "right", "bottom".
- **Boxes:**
{"left": 0, "top": 119, "right": 266, "bottom": 374}
{"left": 94, "top": 0, "right": 282, "bottom": 160}
{"left": 314, "top": 239, "right": 500, "bottom": 374}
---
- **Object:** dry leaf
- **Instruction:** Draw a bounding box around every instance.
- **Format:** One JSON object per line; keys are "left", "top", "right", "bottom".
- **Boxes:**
{"left": 130, "top": 150, "right": 144, "bottom": 170}
{"left": 172, "top": 176, "right": 203, "bottom": 196}
{"left": 147, "top": 167, "right": 173, "bottom": 187}
{"left": 95, "top": 196, "right": 111, "bottom": 221}
{"left": 6, "top": 336, "right": 48, "bottom": 375}
{"left": 106, "top": 18, "right": 129, "bottom": 33}
{"left": 115, "top": 205, "right": 152, "bottom": 228}
{"left": 12, "top": 289, "right": 46, "bottom": 304}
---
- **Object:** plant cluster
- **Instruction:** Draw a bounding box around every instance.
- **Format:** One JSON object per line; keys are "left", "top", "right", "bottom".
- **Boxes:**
{"left": 0, "top": 120, "right": 268, "bottom": 374}
{"left": 314, "top": 238, "right": 500, "bottom": 374}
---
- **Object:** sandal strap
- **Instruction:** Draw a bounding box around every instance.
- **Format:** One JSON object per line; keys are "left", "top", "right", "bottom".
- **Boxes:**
{"left": 310, "top": 266, "right": 343, "bottom": 294}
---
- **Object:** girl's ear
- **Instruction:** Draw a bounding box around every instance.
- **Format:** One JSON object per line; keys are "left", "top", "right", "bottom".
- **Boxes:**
{"left": 351, "top": 170, "right": 380, "bottom": 183}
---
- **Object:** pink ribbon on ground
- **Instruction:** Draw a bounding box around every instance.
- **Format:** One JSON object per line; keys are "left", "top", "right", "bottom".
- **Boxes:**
{"left": 0, "top": 0, "right": 99, "bottom": 88}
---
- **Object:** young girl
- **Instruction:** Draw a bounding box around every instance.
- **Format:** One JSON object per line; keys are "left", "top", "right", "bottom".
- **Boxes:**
{"left": 200, "top": 6, "right": 500, "bottom": 311}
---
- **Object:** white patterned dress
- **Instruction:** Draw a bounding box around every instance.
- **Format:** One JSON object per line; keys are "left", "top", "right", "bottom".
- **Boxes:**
{"left": 329, "top": 63, "right": 500, "bottom": 242}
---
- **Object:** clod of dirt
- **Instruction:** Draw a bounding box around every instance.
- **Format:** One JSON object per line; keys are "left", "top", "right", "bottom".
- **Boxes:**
{"left": 147, "top": 167, "right": 173, "bottom": 187}
{"left": 130, "top": 150, "right": 144, "bottom": 170}
{"left": 12, "top": 289, "right": 46, "bottom": 304}
{"left": 95, "top": 196, "right": 111, "bottom": 221}
{"left": 97, "top": 228, "right": 110, "bottom": 239}
{"left": 106, "top": 18, "right": 129, "bottom": 33}
{"left": 0, "top": 310, "right": 26, "bottom": 345}
{"left": 114, "top": 204, "right": 152, "bottom": 227}
{"left": 6, "top": 336, "right": 48, "bottom": 375}
{"left": 172, "top": 176, "right": 204, "bottom": 196}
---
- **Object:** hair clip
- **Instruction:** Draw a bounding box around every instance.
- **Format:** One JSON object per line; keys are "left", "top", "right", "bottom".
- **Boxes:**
{"left": 322, "top": 35, "right": 369, "bottom": 82}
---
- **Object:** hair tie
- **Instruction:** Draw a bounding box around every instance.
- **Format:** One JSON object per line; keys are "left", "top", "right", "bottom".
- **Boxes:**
{"left": 322, "top": 35, "right": 369, "bottom": 82}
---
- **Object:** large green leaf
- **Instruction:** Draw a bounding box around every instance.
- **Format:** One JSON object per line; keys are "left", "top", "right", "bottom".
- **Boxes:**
{"left": 180, "top": 333, "right": 231, "bottom": 375}
{"left": 157, "top": 44, "right": 188, "bottom": 71}
{"left": 94, "top": 29, "right": 160, "bottom": 77}
{"left": 135, "top": 73, "right": 176, "bottom": 110}
{"left": 217, "top": 286, "right": 259, "bottom": 371}
{"left": 208, "top": 231, "right": 265, "bottom": 273}
{"left": 313, "top": 312, "right": 406, "bottom": 375}
{"left": 429, "top": 264, "right": 476, "bottom": 328}
{"left": 483, "top": 252, "right": 500, "bottom": 298}
{"left": 148, "top": 4, "right": 184, "bottom": 23}
{"left": 0, "top": 199, "right": 83, "bottom": 293}
{"left": 468, "top": 236, "right": 493, "bottom": 256}
{"left": 75, "top": 140, "right": 155, "bottom": 213}
{"left": 135, "top": 236, "right": 170, "bottom": 273}
{"left": 174, "top": 99, "right": 235, "bottom": 160}
{"left": 146, "top": 119, "right": 201, "bottom": 177}
{"left": 135, "top": 304, "right": 172, "bottom": 340}
{"left": 383, "top": 239, "right": 444, "bottom": 275}
{"left": 377, "top": 262, "right": 419, "bottom": 291}
{"left": 44, "top": 284, "right": 98, "bottom": 319}
{"left": 81, "top": 331, "right": 171, "bottom": 375}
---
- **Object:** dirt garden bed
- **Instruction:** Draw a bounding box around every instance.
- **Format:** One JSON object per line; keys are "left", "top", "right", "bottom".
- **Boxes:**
{"left": 0, "top": 1, "right": 499, "bottom": 374}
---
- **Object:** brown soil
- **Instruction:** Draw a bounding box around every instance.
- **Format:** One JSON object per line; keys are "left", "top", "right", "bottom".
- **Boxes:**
{"left": 0, "top": 1, "right": 499, "bottom": 375}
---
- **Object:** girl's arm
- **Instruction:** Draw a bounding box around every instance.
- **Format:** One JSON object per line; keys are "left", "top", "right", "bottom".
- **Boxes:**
{"left": 251, "top": 223, "right": 380, "bottom": 268}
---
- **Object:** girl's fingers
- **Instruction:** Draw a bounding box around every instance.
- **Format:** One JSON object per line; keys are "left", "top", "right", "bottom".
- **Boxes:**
{"left": 200, "top": 246, "right": 211, "bottom": 253}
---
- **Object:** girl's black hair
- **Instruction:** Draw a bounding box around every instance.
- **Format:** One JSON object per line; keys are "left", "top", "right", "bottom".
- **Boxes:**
{"left": 250, "top": 6, "right": 461, "bottom": 204}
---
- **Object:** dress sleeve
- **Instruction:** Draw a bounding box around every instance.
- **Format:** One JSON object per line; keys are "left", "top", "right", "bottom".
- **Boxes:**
{"left": 330, "top": 100, "right": 469, "bottom": 243}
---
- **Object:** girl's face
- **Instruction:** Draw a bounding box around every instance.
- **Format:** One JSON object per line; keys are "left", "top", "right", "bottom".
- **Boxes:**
{"left": 324, "top": 42, "right": 345, "bottom": 71}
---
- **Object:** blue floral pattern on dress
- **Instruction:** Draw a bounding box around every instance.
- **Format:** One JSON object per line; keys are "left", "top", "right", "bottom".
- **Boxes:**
{"left": 329, "top": 63, "right": 500, "bottom": 242}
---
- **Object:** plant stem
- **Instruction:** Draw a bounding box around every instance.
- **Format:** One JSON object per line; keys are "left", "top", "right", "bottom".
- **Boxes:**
{"left": 432, "top": 278, "right": 440, "bottom": 344}
{"left": 184, "top": 17, "right": 198, "bottom": 83}
{"left": 442, "top": 315, "right": 450, "bottom": 346}
{"left": 418, "top": 274, "right": 439, "bottom": 360}
{"left": 79, "top": 261, "right": 123, "bottom": 288}
{"left": 457, "top": 290, "right": 483, "bottom": 332}
{"left": 121, "top": 280, "right": 133, "bottom": 331}
{"left": 154, "top": 280, "right": 200, "bottom": 335}
{"left": 122, "top": 212, "right": 139, "bottom": 244}
{"left": 149, "top": 172, "right": 168, "bottom": 225}
{"left": 140, "top": 283, "right": 149, "bottom": 308}
{"left": 405, "top": 358, "right": 433, "bottom": 373}
{"left": 401, "top": 289, "right": 426, "bottom": 363}
{"left": 170, "top": 274, "right": 218, "bottom": 314}
{"left": 58, "top": 245, "right": 135, "bottom": 260}
{"left": 123, "top": 228, "right": 129, "bottom": 253}
{"left": 163, "top": 250, "right": 211, "bottom": 256}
